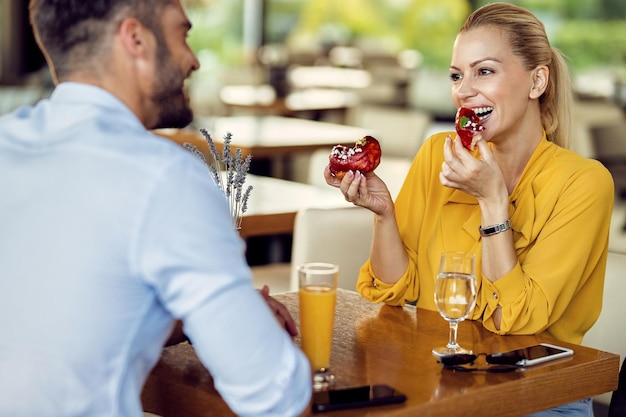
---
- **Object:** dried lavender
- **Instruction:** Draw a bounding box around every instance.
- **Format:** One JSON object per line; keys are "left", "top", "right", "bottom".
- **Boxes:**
{"left": 184, "top": 129, "right": 253, "bottom": 230}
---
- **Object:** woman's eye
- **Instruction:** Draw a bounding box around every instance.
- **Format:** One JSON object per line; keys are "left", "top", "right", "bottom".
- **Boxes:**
{"left": 449, "top": 73, "right": 462, "bottom": 82}
{"left": 478, "top": 68, "right": 493, "bottom": 76}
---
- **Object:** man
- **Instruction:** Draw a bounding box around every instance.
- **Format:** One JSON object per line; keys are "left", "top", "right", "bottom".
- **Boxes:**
{"left": 0, "top": 1, "right": 311, "bottom": 416}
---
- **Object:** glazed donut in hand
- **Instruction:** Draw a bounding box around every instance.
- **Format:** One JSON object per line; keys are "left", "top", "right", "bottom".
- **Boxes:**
{"left": 455, "top": 107, "right": 485, "bottom": 151}
{"left": 329, "top": 135, "right": 382, "bottom": 179}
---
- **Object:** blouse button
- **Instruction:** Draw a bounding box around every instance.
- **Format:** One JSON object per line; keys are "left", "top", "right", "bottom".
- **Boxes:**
{"left": 492, "top": 292, "right": 499, "bottom": 300}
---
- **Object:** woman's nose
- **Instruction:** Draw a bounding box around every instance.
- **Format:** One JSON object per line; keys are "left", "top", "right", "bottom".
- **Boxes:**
{"left": 456, "top": 78, "right": 477, "bottom": 99}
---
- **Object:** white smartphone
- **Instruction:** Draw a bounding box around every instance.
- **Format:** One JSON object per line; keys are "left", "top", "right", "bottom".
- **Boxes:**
{"left": 493, "top": 343, "right": 574, "bottom": 367}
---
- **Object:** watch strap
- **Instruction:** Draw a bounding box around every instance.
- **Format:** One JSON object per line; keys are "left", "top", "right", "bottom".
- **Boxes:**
{"left": 478, "top": 219, "right": 511, "bottom": 237}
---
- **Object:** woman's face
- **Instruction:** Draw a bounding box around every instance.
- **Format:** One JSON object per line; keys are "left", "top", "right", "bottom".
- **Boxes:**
{"left": 449, "top": 25, "right": 540, "bottom": 144}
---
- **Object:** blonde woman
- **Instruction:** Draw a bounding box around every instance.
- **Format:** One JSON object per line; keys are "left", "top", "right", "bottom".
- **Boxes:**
{"left": 326, "top": 3, "right": 613, "bottom": 415}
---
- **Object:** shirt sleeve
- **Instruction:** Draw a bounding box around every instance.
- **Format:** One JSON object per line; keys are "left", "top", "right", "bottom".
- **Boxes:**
{"left": 478, "top": 158, "right": 614, "bottom": 343}
{"left": 133, "top": 154, "right": 311, "bottom": 416}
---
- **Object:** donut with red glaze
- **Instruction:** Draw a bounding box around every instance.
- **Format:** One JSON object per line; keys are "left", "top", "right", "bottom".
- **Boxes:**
{"left": 329, "top": 136, "right": 382, "bottom": 179}
{"left": 455, "top": 107, "right": 485, "bottom": 151}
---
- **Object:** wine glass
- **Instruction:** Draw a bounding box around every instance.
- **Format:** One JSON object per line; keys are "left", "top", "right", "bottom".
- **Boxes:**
{"left": 432, "top": 251, "right": 477, "bottom": 357}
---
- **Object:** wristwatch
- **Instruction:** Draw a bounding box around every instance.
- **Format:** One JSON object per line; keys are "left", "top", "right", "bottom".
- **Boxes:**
{"left": 478, "top": 219, "right": 511, "bottom": 237}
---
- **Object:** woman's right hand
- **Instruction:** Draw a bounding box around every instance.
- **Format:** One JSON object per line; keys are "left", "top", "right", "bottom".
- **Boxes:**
{"left": 324, "top": 165, "right": 395, "bottom": 216}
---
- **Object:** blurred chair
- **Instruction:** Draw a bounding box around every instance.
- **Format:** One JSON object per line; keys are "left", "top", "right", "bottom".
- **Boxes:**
{"left": 288, "top": 66, "right": 372, "bottom": 90}
{"left": 250, "top": 205, "right": 374, "bottom": 293}
{"left": 306, "top": 148, "right": 412, "bottom": 200}
{"left": 328, "top": 46, "right": 364, "bottom": 68}
{"left": 583, "top": 251, "right": 626, "bottom": 408}
{"left": 570, "top": 100, "right": 625, "bottom": 159}
{"left": 591, "top": 121, "right": 626, "bottom": 200}
{"left": 289, "top": 206, "right": 374, "bottom": 292}
{"left": 348, "top": 104, "right": 432, "bottom": 159}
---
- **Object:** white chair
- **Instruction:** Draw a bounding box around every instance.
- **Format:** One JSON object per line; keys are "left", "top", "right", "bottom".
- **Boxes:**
{"left": 289, "top": 206, "right": 374, "bottom": 292}
{"left": 251, "top": 205, "right": 374, "bottom": 293}
{"left": 348, "top": 104, "right": 432, "bottom": 158}
{"left": 583, "top": 251, "right": 626, "bottom": 407}
{"left": 306, "top": 147, "right": 412, "bottom": 200}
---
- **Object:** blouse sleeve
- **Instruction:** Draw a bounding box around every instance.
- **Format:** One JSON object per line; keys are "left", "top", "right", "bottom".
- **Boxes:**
{"left": 356, "top": 134, "right": 439, "bottom": 306}
{"left": 479, "top": 157, "right": 614, "bottom": 343}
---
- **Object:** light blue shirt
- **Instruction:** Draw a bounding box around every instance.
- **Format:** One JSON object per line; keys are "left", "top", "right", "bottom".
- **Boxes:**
{"left": 0, "top": 83, "right": 311, "bottom": 417}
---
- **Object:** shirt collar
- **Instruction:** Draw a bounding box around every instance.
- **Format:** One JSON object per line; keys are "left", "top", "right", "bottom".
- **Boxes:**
{"left": 50, "top": 82, "right": 145, "bottom": 132}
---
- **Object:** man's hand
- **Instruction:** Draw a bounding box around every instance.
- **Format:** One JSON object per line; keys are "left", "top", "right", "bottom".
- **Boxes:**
{"left": 259, "top": 285, "right": 298, "bottom": 338}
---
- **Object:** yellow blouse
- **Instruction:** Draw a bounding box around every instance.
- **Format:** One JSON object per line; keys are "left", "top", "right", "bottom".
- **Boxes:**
{"left": 357, "top": 132, "right": 614, "bottom": 344}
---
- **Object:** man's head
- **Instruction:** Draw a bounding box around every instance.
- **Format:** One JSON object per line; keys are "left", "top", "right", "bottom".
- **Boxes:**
{"left": 29, "top": 0, "right": 170, "bottom": 81}
{"left": 29, "top": 0, "right": 200, "bottom": 129}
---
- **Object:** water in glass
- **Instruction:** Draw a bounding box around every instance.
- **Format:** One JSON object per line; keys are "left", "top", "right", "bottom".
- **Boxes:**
{"left": 432, "top": 252, "right": 477, "bottom": 357}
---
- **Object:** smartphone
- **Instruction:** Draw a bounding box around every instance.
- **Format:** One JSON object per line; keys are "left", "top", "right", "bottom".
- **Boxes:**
{"left": 312, "top": 384, "right": 407, "bottom": 412}
{"left": 495, "top": 342, "right": 574, "bottom": 367}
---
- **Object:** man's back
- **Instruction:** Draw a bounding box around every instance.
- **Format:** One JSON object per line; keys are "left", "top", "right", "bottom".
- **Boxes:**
{"left": 0, "top": 83, "right": 311, "bottom": 416}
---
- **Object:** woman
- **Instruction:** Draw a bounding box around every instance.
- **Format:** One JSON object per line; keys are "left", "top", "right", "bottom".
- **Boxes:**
{"left": 325, "top": 3, "right": 613, "bottom": 416}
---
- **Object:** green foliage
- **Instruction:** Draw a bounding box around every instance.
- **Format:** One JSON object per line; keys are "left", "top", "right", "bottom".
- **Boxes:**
{"left": 288, "top": 0, "right": 470, "bottom": 69}
{"left": 291, "top": 0, "right": 394, "bottom": 42}
{"left": 181, "top": 0, "right": 626, "bottom": 73}
{"left": 554, "top": 20, "right": 626, "bottom": 69}
{"left": 186, "top": 2, "right": 245, "bottom": 65}
{"left": 399, "top": 0, "right": 471, "bottom": 68}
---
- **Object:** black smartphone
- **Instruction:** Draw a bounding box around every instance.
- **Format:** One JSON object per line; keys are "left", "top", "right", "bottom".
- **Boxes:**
{"left": 493, "top": 343, "right": 574, "bottom": 367}
{"left": 312, "top": 384, "right": 407, "bottom": 412}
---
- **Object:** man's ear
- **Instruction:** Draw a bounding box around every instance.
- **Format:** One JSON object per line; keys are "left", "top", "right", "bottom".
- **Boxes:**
{"left": 118, "top": 17, "right": 152, "bottom": 58}
{"left": 529, "top": 65, "right": 549, "bottom": 99}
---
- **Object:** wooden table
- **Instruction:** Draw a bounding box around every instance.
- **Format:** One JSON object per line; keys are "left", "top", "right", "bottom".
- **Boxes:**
{"left": 154, "top": 116, "right": 372, "bottom": 178}
{"left": 240, "top": 175, "right": 349, "bottom": 238}
{"left": 220, "top": 85, "right": 359, "bottom": 123}
{"left": 141, "top": 289, "right": 620, "bottom": 417}
{"left": 170, "top": 115, "right": 371, "bottom": 158}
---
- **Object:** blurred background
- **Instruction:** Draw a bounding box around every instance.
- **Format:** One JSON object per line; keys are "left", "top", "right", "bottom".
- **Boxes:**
{"left": 2, "top": 0, "right": 626, "bottom": 117}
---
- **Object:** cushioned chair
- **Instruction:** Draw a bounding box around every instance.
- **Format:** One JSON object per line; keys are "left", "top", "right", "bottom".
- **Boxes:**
{"left": 583, "top": 251, "right": 626, "bottom": 408}
{"left": 307, "top": 148, "right": 413, "bottom": 200}
{"left": 348, "top": 104, "right": 432, "bottom": 159}
{"left": 251, "top": 205, "right": 374, "bottom": 294}
{"left": 288, "top": 205, "right": 374, "bottom": 292}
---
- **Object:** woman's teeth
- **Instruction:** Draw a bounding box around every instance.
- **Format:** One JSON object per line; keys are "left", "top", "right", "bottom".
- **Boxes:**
{"left": 474, "top": 107, "right": 493, "bottom": 120}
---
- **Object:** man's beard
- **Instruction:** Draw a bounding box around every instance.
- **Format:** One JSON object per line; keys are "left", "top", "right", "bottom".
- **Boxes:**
{"left": 150, "top": 48, "right": 194, "bottom": 130}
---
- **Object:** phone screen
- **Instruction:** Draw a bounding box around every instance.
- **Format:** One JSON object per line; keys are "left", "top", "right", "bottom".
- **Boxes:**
{"left": 524, "top": 345, "right": 567, "bottom": 359}
{"left": 505, "top": 343, "right": 574, "bottom": 366}
{"left": 312, "top": 384, "right": 407, "bottom": 412}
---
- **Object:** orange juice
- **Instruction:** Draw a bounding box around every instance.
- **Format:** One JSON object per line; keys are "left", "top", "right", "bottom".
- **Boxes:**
{"left": 299, "top": 285, "right": 337, "bottom": 370}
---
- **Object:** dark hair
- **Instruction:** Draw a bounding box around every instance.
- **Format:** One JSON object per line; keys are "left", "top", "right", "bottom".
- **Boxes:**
{"left": 460, "top": 2, "right": 572, "bottom": 147}
{"left": 29, "top": 0, "right": 173, "bottom": 79}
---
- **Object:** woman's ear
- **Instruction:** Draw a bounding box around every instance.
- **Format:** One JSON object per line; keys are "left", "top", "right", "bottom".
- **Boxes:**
{"left": 529, "top": 65, "right": 549, "bottom": 99}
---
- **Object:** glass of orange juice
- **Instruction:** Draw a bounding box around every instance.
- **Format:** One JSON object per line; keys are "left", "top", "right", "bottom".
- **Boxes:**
{"left": 298, "top": 262, "right": 339, "bottom": 391}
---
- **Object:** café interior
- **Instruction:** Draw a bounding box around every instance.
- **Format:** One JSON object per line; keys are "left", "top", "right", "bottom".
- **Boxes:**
{"left": 1, "top": 0, "right": 626, "bottom": 415}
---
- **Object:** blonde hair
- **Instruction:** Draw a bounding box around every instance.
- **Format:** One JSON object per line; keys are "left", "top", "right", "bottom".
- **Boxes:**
{"left": 460, "top": 2, "right": 572, "bottom": 147}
